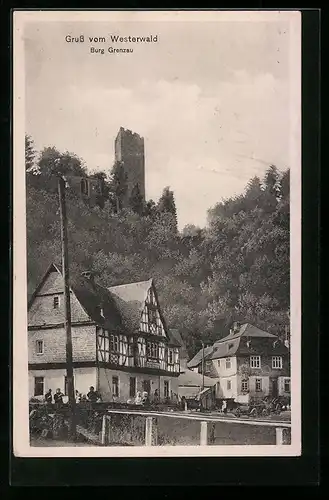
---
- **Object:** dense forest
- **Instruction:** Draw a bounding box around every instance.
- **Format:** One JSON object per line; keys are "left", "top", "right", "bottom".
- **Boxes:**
{"left": 26, "top": 135, "right": 290, "bottom": 357}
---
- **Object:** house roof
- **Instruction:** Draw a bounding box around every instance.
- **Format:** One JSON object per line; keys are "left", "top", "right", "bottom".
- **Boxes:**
{"left": 187, "top": 346, "right": 214, "bottom": 369}
{"left": 107, "top": 280, "right": 152, "bottom": 334}
{"left": 178, "top": 369, "right": 218, "bottom": 388}
{"left": 30, "top": 263, "right": 162, "bottom": 336}
{"left": 187, "top": 323, "right": 282, "bottom": 366}
{"left": 215, "top": 323, "right": 277, "bottom": 343}
{"left": 209, "top": 337, "right": 241, "bottom": 360}
{"left": 108, "top": 280, "right": 152, "bottom": 308}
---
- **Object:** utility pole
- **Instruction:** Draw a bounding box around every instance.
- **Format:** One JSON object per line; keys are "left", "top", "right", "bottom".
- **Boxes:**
{"left": 58, "top": 175, "right": 76, "bottom": 442}
{"left": 201, "top": 341, "right": 205, "bottom": 391}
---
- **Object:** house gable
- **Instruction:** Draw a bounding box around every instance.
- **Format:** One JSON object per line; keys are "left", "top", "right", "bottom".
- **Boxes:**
{"left": 28, "top": 264, "right": 91, "bottom": 327}
{"left": 140, "top": 283, "right": 167, "bottom": 339}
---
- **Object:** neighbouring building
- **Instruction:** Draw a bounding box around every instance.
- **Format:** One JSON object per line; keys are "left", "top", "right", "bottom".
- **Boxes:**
{"left": 174, "top": 332, "right": 219, "bottom": 409}
{"left": 28, "top": 263, "right": 180, "bottom": 403}
{"left": 114, "top": 127, "right": 145, "bottom": 207}
{"left": 187, "top": 322, "right": 291, "bottom": 404}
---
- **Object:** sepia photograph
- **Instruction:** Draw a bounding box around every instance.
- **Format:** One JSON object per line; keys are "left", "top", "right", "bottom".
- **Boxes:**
{"left": 13, "top": 10, "right": 301, "bottom": 457}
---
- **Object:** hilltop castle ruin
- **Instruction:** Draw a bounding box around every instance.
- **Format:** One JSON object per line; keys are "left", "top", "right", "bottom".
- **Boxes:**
{"left": 114, "top": 127, "right": 145, "bottom": 208}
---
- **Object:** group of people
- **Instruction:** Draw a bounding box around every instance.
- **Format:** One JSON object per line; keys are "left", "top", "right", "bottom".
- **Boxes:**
{"left": 44, "top": 386, "right": 102, "bottom": 407}
{"left": 127, "top": 389, "right": 181, "bottom": 406}
{"left": 127, "top": 390, "right": 152, "bottom": 406}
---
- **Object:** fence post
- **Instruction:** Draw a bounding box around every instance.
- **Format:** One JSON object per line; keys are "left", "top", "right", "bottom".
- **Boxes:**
{"left": 152, "top": 417, "right": 158, "bottom": 446}
{"left": 200, "top": 421, "right": 208, "bottom": 446}
{"left": 101, "top": 414, "right": 107, "bottom": 445}
{"left": 107, "top": 415, "right": 112, "bottom": 445}
{"left": 145, "top": 416, "right": 153, "bottom": 446}
{"left": 275, "top": 427, "right": 284, "bottom": 445}
{"left": 209, "top": 422, "right": 216, "bottom": 444}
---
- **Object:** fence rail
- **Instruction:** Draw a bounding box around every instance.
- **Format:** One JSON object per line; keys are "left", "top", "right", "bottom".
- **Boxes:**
{"left": 101, "top": 409, "right": 291, "bottom": 447}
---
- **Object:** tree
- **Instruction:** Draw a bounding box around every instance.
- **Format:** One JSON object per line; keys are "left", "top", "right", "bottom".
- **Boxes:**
{"left": 129, "top": 183, "right": 144, "bottom": 215}
{"left": 157, "top": 186, "right": 178, "bottom": 231}
{"left": 108, "top": 161, "right": 128, "bottom": 212}
{"left": 25, "top": 135, "right": 37, "bottom": 172}
{"left": 143, "top": 199, "right": 158, "bottom": 219}
{"left": 90, "top": 170, "right": 110, "bottom": 209}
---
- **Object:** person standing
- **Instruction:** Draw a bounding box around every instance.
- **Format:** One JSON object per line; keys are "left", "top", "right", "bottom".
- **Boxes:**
{"left": 44, "top": 389, "right": 53, "bottom": 405}
{"left": 153, "top": 389, "right": 160, "bottom": 405}
{"left": 75, "top": 390, "right": 81, "bottom": 404}
{"left": 135, "top": 391, "right": 142, "bottom": 405}
{"left": 54, "top": 388, "right": 64, "bottom": 409}
{"left": 87, "top": 386, "right": 101, "bottom": 403}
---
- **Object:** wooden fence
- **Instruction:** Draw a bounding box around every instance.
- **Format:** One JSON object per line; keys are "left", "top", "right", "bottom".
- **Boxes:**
{"left": 100, "top": 409, "right": 291, "bottom": 447}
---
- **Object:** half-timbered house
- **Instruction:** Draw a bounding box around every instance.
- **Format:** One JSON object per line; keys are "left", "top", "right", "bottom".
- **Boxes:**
{"left": 28, "top": 263, "right": 181, "bottom": 403}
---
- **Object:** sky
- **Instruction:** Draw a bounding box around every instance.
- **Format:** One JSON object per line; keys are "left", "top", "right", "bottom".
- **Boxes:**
{"left": 25, "top": 15, "right": 295, "bottom": 229}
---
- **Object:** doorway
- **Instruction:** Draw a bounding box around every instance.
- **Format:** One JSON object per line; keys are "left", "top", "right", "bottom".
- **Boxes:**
{"left": 271, "top": 378, "right": 278, "bottom": 397}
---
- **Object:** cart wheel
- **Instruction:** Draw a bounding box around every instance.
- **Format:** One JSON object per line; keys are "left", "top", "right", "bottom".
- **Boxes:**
{"left": 250, "top": 408, "right": 257, "bottom": 417}
{"left": 262, "top": 408, "right": 269, "bottom": 417}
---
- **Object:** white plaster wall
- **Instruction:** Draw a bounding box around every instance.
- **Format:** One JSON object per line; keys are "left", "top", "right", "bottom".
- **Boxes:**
{"left": 29, "top": 367, "right": 97, "bottom": 400}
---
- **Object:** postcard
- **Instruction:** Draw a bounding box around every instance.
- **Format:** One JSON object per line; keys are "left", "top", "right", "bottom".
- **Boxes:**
{"left": 13, "top": 9, "right": 301, "bottom": 457}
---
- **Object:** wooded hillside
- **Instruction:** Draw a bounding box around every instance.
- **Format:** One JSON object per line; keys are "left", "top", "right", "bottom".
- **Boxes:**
{"left": 26, "top": 136, "right": 290, "bottom": 357}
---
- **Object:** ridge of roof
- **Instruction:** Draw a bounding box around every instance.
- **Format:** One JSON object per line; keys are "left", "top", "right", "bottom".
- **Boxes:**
{"left": 187, "top": 346, "right": 214, "bottom": 368}
{"left": 215, "top": 323, "right": 277, "bottom": 343}
{"left": 178, "top": 369, "right": 218, "bottom": 387}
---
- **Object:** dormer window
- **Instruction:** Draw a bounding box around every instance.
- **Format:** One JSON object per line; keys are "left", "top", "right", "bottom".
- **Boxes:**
{"left": 53, "top": 296, "right": 60, "bottom": 309}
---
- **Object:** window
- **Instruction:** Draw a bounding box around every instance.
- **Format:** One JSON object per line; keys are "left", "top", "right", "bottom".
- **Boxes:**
{"left": 284, "top": 378, "right": 290, "bottom": 393}
{"left": 53, "top": 296, "right": 60, "bottom": 309}
{"left": 34, "top": 377, "right": 44, "bottom": 397}
{"left": 164, "top": 380, "right": 170, "bottom": 399}
{"left": 36, "top": 340, "right": 44, "bottom": 355}
{"left": 148, "top": 308, "right": 157, "bottom": 333}
{"left": 228, "top": 343, "right": 234, "bottom": 350}
{"left": 147, "top": 342, "right": 159, "bottom": 359}
{"left": 272, "top": 356, "right": 283, "bottom": 369}
{"left": 255, "top": 378, "right": 262, "bottom": 391}
{"left": 205, "top": 360, "right": 212, "bottom": 372}
{"left": 112, "top": 376, "right": 119, "bottom": 397}
{"left": 227, "top": 380, "right": 232, "bottom": 391}
{"left": 241, "top": 380, "right": 249, "bottom": 392}
{"left": 110, "top": 335, "right": 119, "bottom": 352}
{"left": 250, "top": 356, "right": 261, "bottom": 368}
{"left": 168, "top": 350, "right": 173, "bottom": 364}
{"left": 225, "top": 357, "right": 231, "bottom": 369}
{"left": 129, "top": 377, "right": 136, "bottom": 398}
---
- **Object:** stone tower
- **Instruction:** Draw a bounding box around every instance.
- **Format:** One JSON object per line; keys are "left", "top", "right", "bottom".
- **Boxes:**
{"left": 114, "top": 127, "right": 145, "bottom": 207}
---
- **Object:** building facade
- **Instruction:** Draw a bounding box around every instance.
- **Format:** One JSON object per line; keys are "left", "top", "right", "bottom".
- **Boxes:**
{"left": 28, "top": 264, "right": 180, "bottom": 403}
{"left": 187, "top": 322, "right": 291, "bottom": 404}
{"left": 114, "top": 127, "right": 145, "bottom": 207}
